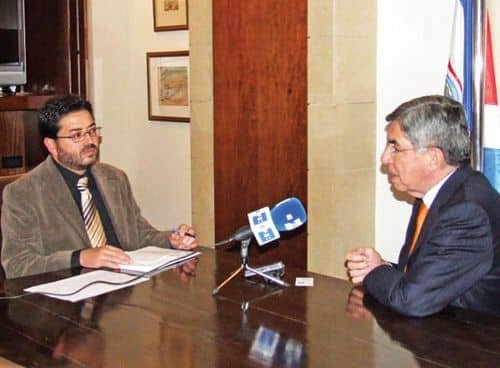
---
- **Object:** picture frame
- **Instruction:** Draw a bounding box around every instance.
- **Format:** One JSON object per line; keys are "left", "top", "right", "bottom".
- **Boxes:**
{"left": 152, "top": 0, "right": 189, "bottom": 31}
{"left": 147, "top": 51, "right": 190, "bottom": 122}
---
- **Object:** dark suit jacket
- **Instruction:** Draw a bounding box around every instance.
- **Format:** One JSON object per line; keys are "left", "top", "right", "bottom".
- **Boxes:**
{"left": 1, "top": 156, "right": 171, "bottom": 278}
{"left": 364, "top": 165, "right": 500, "bottom": 317}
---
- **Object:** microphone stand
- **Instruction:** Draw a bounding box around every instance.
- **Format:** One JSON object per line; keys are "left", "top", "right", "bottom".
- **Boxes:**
{"left": 212, "top": 237, "right": 290, "bottom": 295}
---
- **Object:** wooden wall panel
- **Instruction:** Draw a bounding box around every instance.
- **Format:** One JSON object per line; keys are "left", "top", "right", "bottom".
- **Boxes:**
{"left": 213, "top": 0, "right": 307, "bottom": 269}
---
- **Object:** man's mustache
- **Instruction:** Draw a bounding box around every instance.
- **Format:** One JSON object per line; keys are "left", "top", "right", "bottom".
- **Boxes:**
{"left": 82, "top": 144, "right": 98, "bottom": 150}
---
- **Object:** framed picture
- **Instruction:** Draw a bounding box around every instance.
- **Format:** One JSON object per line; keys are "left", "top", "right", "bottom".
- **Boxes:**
{"left": 152, "top": 0, "right": 189, "bottom": 31}
{"left": 147, "top": 51, "right": 190, "bottom": 122}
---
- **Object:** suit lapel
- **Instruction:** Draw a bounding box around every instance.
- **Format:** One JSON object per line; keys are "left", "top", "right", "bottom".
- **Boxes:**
{"left": 91, "top": 164, "right": 124, "bottom": 246}
{"left": 41, "top": 157, "right": 88, "bottom": 243}
{"left": 430, "top": 165, "right": 472, "bottom": 208}
{"left": 399, "top": 199, "right": 422, "bottom": 268}
{"left": 402, "top": 165, "right": 473, "bottom": 270}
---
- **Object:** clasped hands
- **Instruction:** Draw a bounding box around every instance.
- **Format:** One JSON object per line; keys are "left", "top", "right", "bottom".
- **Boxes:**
{"left": 344, "top": 247, "right": 385, "bottom": 285}
{"left": 80, "top": 223, "right": 198, "bottom": 270}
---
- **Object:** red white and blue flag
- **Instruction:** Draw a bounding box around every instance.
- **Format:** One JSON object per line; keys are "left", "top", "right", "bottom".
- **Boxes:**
{"left": 482, "top": 13, "right": 500, "bottom": 192}
{"left": 444, "top": 0, "right": 473, "bottom": 128}
{"left": 444, "top": 0, "right": 500, "bottom": 192}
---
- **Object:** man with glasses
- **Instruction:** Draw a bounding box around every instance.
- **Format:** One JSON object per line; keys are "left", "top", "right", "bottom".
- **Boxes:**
{"left": 1, "top": 95, "right": 198, "bottom": 278}
{"left": 345, "top": 95, "right": 500, "bottom": 317}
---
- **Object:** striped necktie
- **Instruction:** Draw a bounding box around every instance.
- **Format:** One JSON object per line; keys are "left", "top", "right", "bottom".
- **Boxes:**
{"left": 404, "top": 202, "right": 428, "bottom": 272}
{"left": 77, "top": 176, "right": 107, "bottom": 248}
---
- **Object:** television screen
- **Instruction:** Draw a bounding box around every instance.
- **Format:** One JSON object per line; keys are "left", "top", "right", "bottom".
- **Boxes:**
{"left": 0, "top": 0, "right": 26, "bottom": 86}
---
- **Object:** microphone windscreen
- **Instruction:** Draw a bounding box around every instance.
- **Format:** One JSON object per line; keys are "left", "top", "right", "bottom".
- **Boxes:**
{"left": 233, "top": 225, "right": 254, "bottom": 241}
{"left": 270, "top": 197, "right": 307, "bottom": 232}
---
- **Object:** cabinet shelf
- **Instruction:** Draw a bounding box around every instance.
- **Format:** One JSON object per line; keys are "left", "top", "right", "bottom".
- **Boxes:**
{"left": 0, "top": 95, "right": 58, "bottom": 112}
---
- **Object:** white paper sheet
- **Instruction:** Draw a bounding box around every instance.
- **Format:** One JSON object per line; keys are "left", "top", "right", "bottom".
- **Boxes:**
{"left": 120, "top": 246, "right": 201, "bottom": 274}
{"left": 24, "top": 270, "right": 148, "bottom": 302}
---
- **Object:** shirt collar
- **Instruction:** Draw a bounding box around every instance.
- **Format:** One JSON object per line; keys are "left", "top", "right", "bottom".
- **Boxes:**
{"left": 53, "top": 159, "right": 91, "bottom": 187}
{"left": 422, "top": 168, "right": 457, "bottom": 208}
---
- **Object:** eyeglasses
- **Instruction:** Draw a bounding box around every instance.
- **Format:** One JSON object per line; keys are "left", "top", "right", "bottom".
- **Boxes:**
{"left": 56, "top": 126, "right": 102, "bottom": 143}
{"left": 386, "top": 143, "right": 436, "bottom": 156}
{"left": 387, "top": 144, "right": 417, "bottom": 155}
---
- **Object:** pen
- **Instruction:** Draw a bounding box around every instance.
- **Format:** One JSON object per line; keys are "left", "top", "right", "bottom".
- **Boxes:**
{"left": 171, "top": 228, "right": 196, "bottom": 238}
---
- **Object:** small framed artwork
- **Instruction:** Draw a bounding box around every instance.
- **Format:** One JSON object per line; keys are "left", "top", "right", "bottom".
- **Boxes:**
{"left": 147, "top": 51, "right": 190, "bottom": 122}
{"left": 153, "top": 0, "right": 189, "bottom": 31}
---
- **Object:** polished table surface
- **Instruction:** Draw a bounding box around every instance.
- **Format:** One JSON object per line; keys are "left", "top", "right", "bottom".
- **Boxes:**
{"left": 0, "top": 247, "right": 499, "bottom": 367}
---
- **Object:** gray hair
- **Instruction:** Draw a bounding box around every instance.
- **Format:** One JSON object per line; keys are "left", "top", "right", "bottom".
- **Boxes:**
{"left": 386, "top": 95, "right": 470, "bottom": 165}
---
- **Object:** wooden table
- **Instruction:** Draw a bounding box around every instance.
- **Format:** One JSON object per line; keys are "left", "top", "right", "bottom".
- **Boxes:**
{"left": 0, "top": 247, "right": 498, "bottom": 367}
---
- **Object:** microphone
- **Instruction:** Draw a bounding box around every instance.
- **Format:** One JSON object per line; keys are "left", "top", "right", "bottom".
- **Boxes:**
{"left": 212, "top": 197, "right": 305, "bottom": 294}
{"left": 249, "top": 197, "right": 307, "bottom": 246}
{"left": 232, "top": 225, "right": 254, "bottom": 242}
{"left": 213, "top": 225, "right": 252, "bottom": 247}
{"left": 269, "top": 197, "right": 307, "bottom": 232}
{"left": 214, "top": 197, "right": 307, "bottom": 247}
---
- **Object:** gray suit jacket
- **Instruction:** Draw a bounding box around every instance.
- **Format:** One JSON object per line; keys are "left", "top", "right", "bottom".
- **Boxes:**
{"left": 1, "top": 156, "right": 171, "bottom": 278}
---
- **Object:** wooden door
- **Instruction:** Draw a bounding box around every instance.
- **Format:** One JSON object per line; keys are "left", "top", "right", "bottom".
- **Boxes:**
{"left": 213, "top": 0, "right": 307, "bottom": 268}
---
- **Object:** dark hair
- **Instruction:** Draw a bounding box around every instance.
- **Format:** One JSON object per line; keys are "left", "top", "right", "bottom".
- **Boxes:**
{"left": 385, "top": 95, "right": 470, "bottom": 165}
{"left": 38, "top": 95, "right": 94, "bottom": 139}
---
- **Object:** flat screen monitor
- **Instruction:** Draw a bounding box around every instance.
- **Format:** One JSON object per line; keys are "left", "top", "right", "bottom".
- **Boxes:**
{"left": 0, "top": 0, "right": 26, "bottom": 86}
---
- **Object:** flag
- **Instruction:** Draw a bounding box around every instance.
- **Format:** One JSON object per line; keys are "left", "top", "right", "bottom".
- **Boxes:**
{"left": 444, "top": 1, "right": 500, "bottom": 192}
{"left": 444, "top": 0, "right": 474, "bottom": 130}
{"left": 482, "top": 13, "right": 500, "bottom": 192}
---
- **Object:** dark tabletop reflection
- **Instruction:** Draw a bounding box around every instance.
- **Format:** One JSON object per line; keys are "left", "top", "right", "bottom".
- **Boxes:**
{"left": 345, "top": 286, "right": 500, "bottom": 368}
{"left": 6, "top": 287, "right": 131, "bottom": 367}
{"left": 0, "top": 259, "right": 201, "bottom": 368}
{"left": 0, "top": 265, "right": 150, "bottom": 366}
{"left": 170, "top": 257, "right": 199, "bottom": 282}
{"left": 216, "top": 286, "right": 306, "bottom": 368}
{"left": 248, "top": 324, "right": 305, "bottom": 367}
{"left": 344, "top": 286, "right": 373, "bottom": 320}
{"left": 1, "top": 248, "right": 499, "bottom": 368}
{"left": 51, "top": 311, "right": 105, "bottom": 367}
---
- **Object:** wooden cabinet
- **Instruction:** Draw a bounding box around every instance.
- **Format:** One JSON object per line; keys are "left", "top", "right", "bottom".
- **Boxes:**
{"left": 24, "top": 0, "right": 86, "bottom": 97}
{"left": 0, "top": 95, "right": 55, "bottom": 176}
{"left": 0, "top": 0, "right": 86, "bottom": 178}
{"left": 0, "top": 110, "right": 25, "bottom": 176}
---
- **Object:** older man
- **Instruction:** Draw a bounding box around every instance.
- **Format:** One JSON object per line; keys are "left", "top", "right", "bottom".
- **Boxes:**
{"left": 345, "top": 95, "right": 500, "bottom": 317}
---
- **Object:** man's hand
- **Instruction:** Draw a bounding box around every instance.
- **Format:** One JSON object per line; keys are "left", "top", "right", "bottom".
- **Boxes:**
{"left": 345, "top": 247, "right": 384, "bottom": 285}
{"left": 79, "top": 245, "right": 132, "bottom": 269}
{"left": 345, "top": 287, "right": 373, "bottom": 320}
{"left": 173, "top": 258, "right": 199, "bottom": 282}
{"left": 169, "top": 224, "right": 198, "bottom": 250}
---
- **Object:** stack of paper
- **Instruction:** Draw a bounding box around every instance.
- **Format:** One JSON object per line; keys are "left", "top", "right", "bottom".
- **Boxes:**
{"left": 23, "top": 247, "right": 200, "bottom": 302}
{"left": 25, "top": 270, "right": 148, "bottom": 302}
{"left": 120, "top": 246, "right": 201, "bottom": 275}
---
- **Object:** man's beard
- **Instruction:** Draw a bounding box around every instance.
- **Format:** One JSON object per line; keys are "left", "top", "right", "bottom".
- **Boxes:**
{"left": 56, "top": 143, "right": 99, "bottom": 172}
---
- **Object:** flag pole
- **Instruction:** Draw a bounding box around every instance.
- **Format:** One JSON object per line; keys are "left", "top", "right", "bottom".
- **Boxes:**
{"left": 472, "top": 0, "right": 486, "bottom": 170}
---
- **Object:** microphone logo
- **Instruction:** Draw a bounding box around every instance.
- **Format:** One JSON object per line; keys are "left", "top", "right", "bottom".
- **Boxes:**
{"left": 247, "top": 197, "right": 307, "bottom": 246}
{"left": 247, "top": 207, "right": 280, "bottom": 246}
